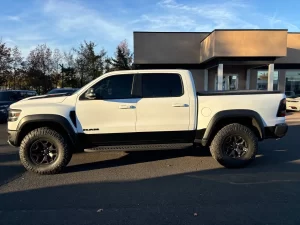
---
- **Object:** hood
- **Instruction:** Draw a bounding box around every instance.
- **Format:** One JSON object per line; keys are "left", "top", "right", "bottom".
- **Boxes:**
{"left": 10, "top": 94, "right": 69, "bottom": 108}
{"left": 25, "top": 93, "right": 70, "bottom": 101}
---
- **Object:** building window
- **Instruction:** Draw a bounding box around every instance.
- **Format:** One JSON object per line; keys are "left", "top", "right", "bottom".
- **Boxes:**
{"left": 257, "top": 71, "right": 278, "bottom": 90}
{"left": 285, "top": 70, "right": 300, "bottom": 97}
{"left": 215, "top": 74, "right": 239, "bottom": 90}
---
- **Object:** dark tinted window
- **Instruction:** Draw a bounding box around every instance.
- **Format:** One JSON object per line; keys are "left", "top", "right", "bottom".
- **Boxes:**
{"left": 27, "top": 91, "right": 37, "bottom": 96}
{"left": 142, "top": 73, "right": 183, "bottom": 98}
{"left": 90, "top": 75, "right": 133, "bottom": 99}
{"left": 0, "top": 92, "right": 10, "bottom": 101}
{"left": 0, "top": 91, "right": 22, "bottom": 101}
{"left": 9, "top": 92, "right": 24, "bottom": 100}
{"left": 18, "top": 91, "right": 37, "bottom": 98}
{"left": 48, "top": 89, "right": 76, "bottom": 94}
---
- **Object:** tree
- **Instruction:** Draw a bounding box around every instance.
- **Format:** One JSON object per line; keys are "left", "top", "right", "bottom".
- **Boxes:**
{"left": 61, "top": 51, "right": 78, "bottom": 87}
{"left": 52, "top": 49, "right": 62, "bottom": 88}
{"left": 111, "top": 40, "right": 133, "bottom": 71}
{"left": 74, "top": 41, "right": 108, "bottom": 86}
{"left": 61, "top": 66, "right": 77, "bottom": 87}
{"left": 27, "top": 44, "right": 53, "bottom": 93}
{"left": 11, "top": 46, "right": 23, "bottom": 89}
{"left": 0, "top": 40, "right": 12, "bottom": 87}
{"left": 104, "top": 57, "right": 112, "bottom": 73}
{"left": 0, "top": 39, "right": 134, "bottom": 91}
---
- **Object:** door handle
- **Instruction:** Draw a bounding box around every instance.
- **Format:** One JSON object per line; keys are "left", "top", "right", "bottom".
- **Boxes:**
{"left": 119, "top": 105, "right": 135, "bottom": 109}
{"left": 172, "top": 103, "right": 188, "bottom": 107}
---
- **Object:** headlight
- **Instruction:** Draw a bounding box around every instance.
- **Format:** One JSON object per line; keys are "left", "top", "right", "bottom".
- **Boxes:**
{"left": 8, "top": 109, "right": 21, "bottom": 122}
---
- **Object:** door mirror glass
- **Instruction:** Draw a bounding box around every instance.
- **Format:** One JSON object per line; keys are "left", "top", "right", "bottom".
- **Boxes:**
{"left": 85, "top": 88, "right": 96, "bottom": 99}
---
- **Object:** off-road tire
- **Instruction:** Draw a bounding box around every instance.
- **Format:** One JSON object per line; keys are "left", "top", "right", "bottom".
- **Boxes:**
{"left": 19, "top": 127, "right": 72, "bottom": 175}
{"left": 210, "top": 123, "right": 258, "bottom": 168}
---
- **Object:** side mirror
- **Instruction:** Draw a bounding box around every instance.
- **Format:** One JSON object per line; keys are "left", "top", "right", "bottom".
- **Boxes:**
{"left": 85, "top": 88, "right": 96, "bottom": 99}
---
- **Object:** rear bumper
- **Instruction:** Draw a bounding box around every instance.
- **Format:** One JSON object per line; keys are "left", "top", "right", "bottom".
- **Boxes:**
{"left": 8, "top": 130, "right": 18, "bottom": 147}
{"left": 265, "top": 123, "right": 288, "bottom": 139}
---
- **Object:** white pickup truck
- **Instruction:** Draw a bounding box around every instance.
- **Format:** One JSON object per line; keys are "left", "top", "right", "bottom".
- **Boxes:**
{"left": 7, "top": 69, "right": 288, "bottom": 174}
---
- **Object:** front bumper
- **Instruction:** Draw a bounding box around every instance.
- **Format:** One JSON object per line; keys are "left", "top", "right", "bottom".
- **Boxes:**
{"left": 8, "top": 130, "right": 18, "bottom": 147}
{"left": 265, "top": 123, "right": 288, "bottom": 139}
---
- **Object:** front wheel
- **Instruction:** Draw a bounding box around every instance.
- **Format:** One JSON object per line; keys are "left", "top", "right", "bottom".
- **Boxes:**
{"left": 210, "top": 123, "right": 258, "bottom": 168}
{"left": 19, "top": 128, "right": 72, "bottom": 175}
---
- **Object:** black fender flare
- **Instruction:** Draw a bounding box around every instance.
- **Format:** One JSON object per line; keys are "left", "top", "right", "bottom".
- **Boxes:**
{"left": 16, "top": 114, "right": 77, "bottom": 146}
{"left": 201, "top": 109, "right": 265, "bottom": 146}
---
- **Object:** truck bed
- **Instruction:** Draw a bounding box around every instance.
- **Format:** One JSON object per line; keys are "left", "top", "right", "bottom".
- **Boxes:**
{"left": 196, "top": 91, "right": 285, "bottom": 130}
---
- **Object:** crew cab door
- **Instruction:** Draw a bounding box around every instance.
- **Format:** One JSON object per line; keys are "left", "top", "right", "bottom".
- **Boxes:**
{"left": 135, "top": 73, "right": 191, "bottom": 142}
{"left": 75, "top": 74, "right": 137, "bottom": 141}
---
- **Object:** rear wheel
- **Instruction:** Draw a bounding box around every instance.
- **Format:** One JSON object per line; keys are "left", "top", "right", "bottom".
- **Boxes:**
{"left": 19, "top": 127, "right": 72, "bottom": 175}
{"left": 210, "top": 123, "right": 258, "bottom": 168}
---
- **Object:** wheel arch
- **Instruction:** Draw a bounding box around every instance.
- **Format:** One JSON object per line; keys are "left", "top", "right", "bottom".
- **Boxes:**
{"left": 201, "top": 109, "right": 265, "bottom": 147}
{"left": 16, "top": 115, "right": 77, "bottom": 147}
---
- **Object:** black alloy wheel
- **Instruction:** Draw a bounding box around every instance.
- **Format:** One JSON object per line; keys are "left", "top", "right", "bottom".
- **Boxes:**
{"left": 223, "top": 135, "right": 248, "bottom": 158}
{"left": 30, "top": 139, "right": 58, "bottom": 165}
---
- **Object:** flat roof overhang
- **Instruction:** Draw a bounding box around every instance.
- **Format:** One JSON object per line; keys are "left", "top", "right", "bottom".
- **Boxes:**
{"left": 200, "top": 29, "right": 288, "bottom": 64}
{"left": 134, "top": 57, "right": 279, "bottom": 70}
{"left": 201, "top": 56, "right": 278, "bottom": 69}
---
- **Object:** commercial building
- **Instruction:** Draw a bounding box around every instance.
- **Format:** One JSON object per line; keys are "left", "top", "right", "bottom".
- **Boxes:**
{"left": 133, "top": 29, "right": 300, "bottom": 95}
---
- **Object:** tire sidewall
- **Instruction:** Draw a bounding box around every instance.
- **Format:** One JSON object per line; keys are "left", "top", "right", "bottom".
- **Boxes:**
{"left": 20, "top": 131, "right": 68, "bottom": 174}
{"left": 211, "top": 124, "right": 258, "bottom": 168}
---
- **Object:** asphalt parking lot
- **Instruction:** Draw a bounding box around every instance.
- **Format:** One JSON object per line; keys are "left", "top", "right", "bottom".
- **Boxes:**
{"left": 1, "top": 119, "right": 300, "bottom": 225}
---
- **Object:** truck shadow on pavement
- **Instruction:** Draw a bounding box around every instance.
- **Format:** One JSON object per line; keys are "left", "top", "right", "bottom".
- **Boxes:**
{"left": 66, "top": 147, "right": 211, "bottom": 173}
{"left": 65, "top": 124, "right": 300, "bottom": 174}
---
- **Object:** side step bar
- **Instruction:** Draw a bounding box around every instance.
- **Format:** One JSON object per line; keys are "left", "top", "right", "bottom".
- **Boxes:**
{"left": 84, "top": 143, "right": 193, "bottom": 152}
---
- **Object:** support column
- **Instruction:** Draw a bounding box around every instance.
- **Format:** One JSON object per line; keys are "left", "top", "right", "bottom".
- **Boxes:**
{"left": 225, "top": 76, "right": 230, "bottom": 90}
{"left": 217, "top": 64, "right": 223, "bottom": 91}
{"left": 204, "top": 69, "right": 208, "bottom": 91}
{"left": 268, "top": 64, "right": 274, "bottom": 91}
{"left": 246, "top": 69, "right": 250, "bottom": 90}
{"left": 278, "top": 70, "right": 286, "bottom": 92}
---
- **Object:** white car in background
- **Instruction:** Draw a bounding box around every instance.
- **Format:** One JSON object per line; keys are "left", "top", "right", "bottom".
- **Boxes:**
{"left": 286, "top": 91, "right": 300, "bottom": 111}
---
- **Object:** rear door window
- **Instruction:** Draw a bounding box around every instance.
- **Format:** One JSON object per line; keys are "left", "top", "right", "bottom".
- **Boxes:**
{"left": 141, "top": 73, "right": 183, "bottom": 98}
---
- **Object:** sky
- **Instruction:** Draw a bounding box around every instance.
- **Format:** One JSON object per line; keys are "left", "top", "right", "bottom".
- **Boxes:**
{"left": 0, "top": 0, "right": 299, "bottom": 57}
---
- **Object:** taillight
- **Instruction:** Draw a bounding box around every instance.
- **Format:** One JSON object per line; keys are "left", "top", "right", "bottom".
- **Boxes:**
{"left": 277, "top": 98, "right": 286, "bottom": 117}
